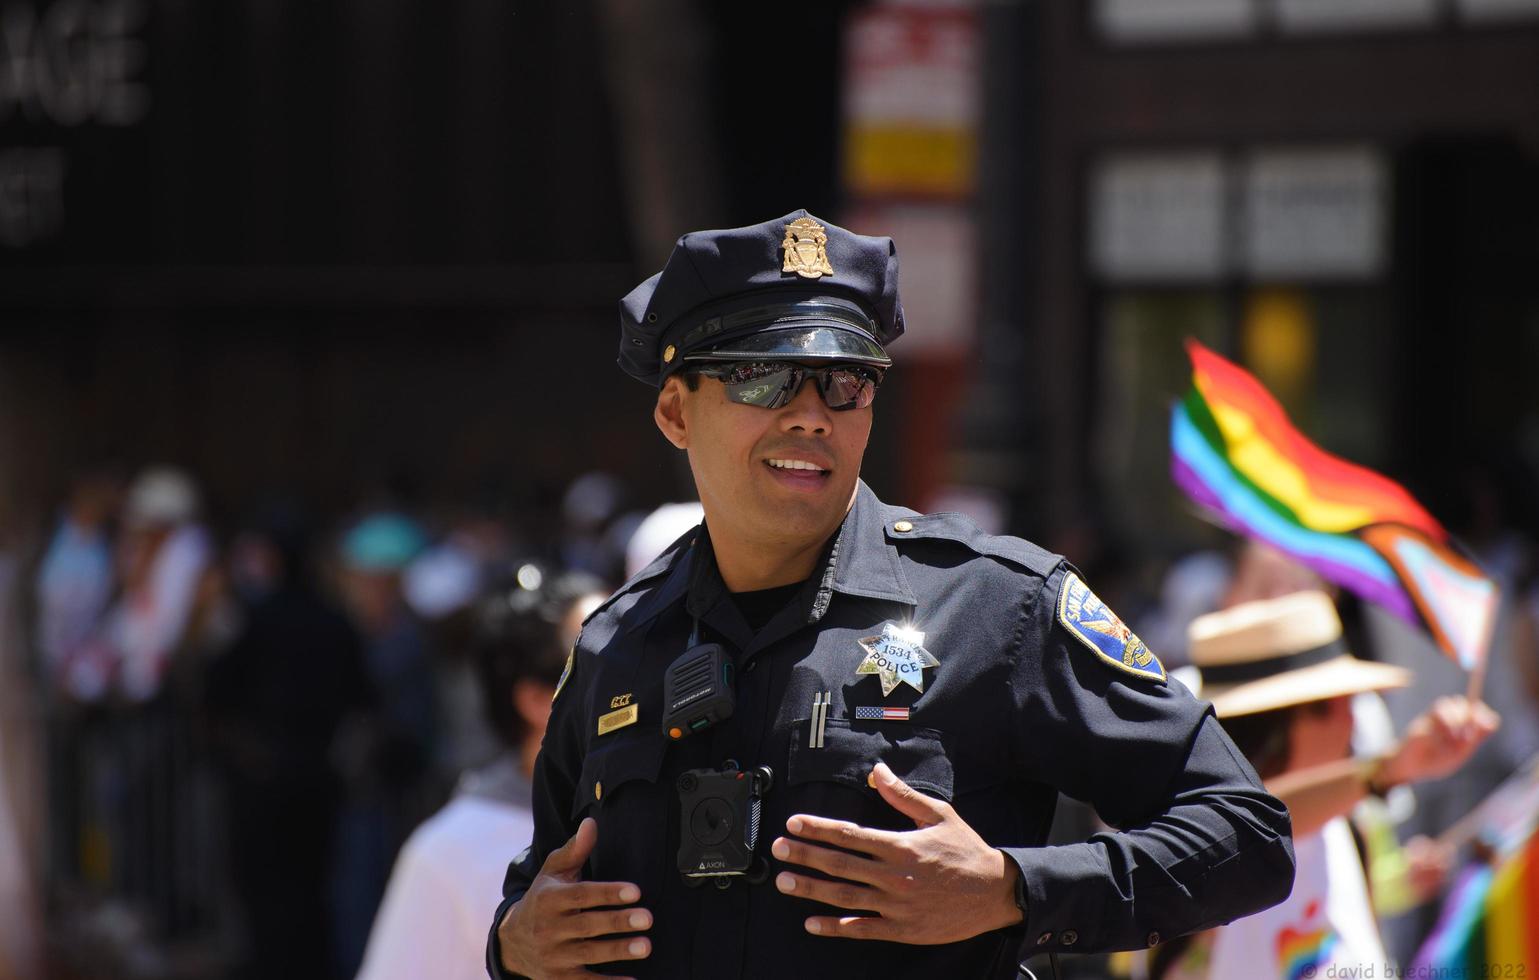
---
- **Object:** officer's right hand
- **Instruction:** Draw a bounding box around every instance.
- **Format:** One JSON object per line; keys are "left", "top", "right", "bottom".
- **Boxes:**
{"left": 496, "top": 817, "right": 652, "bottom": 979}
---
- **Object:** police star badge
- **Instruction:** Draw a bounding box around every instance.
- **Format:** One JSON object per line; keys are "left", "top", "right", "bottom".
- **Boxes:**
{"left": 856, "top": 623, "right": 938, "bottom": 697}
{"left": 1057, "top": 572, "right": 1166, "bottom": 682}
{"left": 782, "top": 216, "right": 835, "bottom": 279}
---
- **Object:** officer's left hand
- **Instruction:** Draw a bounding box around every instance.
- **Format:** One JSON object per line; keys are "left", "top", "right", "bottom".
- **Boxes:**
{"left": 771, "top": 761, "right": 1023, "bottom": 944}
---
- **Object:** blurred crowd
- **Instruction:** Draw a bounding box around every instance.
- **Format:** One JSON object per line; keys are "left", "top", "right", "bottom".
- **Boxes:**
{"left": 16, "top": 462, "right": 699, "bottom": 980}
{"left": 6, "top": 455, "right": 1539, "bottom": 980}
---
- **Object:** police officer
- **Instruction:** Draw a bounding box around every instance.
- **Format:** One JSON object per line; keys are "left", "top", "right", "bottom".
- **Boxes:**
{"left": 487, "top": 211, "right": 1295, "bottom": 979}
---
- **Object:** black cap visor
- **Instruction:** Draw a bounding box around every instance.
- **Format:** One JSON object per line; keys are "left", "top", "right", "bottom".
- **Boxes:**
{"left": 681, "top": 325, "right": 891, "bottom": 369}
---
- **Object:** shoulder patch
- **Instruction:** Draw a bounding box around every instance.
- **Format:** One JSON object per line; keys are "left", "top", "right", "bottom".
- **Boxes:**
{"left": 1056, "top": 572, "right": 1166, "bottom": 683}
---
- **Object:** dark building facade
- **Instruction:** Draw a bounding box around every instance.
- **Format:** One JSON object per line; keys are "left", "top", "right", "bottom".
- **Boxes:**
{"left": 970, "top": 0, "right": 1539, "bottom": 557}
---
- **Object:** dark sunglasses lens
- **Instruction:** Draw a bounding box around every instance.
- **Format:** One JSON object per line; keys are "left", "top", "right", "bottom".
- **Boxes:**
{"left": 821, "top": 368, "right": 879, "bottom": 410}
{"left": 704, "top": 361, "right": 880, "bottom": 410}
{"left": 721, "top": 363, "right": 798, "bottom": 409}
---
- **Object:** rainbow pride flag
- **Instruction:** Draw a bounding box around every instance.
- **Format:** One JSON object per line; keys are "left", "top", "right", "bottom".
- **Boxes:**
{"left": 1412, "top": 826, "right": 1539, "bottom": 973}
{"left": 1171, "top": 338, "right": 1497, "bottom": 670}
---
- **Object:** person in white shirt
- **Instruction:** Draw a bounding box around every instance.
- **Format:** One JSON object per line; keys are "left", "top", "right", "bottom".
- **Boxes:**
{"left": 357, "top": 566, "right": 605, "bottom": 980}
{"left": 1155, "top": 590, "right": 1498, "bottom": 980}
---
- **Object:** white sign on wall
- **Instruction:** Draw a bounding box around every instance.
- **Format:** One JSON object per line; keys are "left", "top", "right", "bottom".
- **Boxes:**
{"left": 1241, "top": 147, "right": 1386, "bottom": 280}
{"left": 845, "top": 202, "right": 974, "bottom": 353}
{"left": 1094, "top": 0, "right": 1258, "bottom": 43}
{"left": 1458, "top": 0, "right": 1539, "bottom": 22}
{"left": 1089, "top": 153, "right": 1229, "bottom": 281}
{"left": 843, "top": 3, "right": 979, "bottom": 198}
{"left": 1089, "top": 147, "right": 1387, "bottom": 283}
{"left": 1274, "top": 0, "right": 1438, "bottom": 33}
{"left": 0, "top": 0, "right": 150, "bottom": 249}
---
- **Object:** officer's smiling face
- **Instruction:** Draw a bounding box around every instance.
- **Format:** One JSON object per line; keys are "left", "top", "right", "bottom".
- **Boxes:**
{"left": 655, "top": 365, "right": 871, "bottom": 564}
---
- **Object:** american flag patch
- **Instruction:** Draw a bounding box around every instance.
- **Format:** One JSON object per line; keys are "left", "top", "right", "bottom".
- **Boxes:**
{"left": 854, "top": 706, "right": 911, "bottom": 721}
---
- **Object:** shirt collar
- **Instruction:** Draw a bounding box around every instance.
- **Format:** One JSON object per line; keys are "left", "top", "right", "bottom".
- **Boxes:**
{"left": 625, "top": 480, "right": 916, "bottom": 634}
{"left": 621, "top": 535, "right": 696, "bottom": 632}
{"left": 824, "top": 480, "right": 916, "bottom": 610}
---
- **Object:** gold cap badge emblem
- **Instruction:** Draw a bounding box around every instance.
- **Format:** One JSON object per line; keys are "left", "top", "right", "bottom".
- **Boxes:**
{"left": 782, "top": 216, "right": 834, "bottom": 279}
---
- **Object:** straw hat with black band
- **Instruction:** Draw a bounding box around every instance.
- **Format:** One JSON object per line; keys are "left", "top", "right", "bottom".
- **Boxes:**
{"left": 1188, "top": 590, "right": 1410, "bottom": 719}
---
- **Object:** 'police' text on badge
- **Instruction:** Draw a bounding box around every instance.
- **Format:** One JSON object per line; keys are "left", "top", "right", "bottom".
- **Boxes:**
{"left": 856, "top": 623, "right": 939, "bottom": 697}
{"left": 1057, "top": 573, "right": 1166, "bottom": 683}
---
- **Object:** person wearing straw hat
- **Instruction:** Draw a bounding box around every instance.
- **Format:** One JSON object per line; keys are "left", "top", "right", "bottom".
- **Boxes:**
{"left": 1155, "top": 590, "right": 1498, "bottom": 980}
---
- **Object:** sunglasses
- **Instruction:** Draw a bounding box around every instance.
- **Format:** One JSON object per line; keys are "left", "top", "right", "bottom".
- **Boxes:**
{"left": 687, "top": 360, "right": 884, "bottom": 411}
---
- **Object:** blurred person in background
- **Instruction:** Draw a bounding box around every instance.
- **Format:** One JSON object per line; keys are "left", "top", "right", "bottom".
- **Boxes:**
{"left": 403, "top": 488, "right": 527, "bottom": 628}
{"left": 558, "top": 471, "right": 632, "bottom": 583}
{"left": 1223, "top": 538, "right": 1328, "bottom": 610}
{"left": 80, "top": 466, "right": 214, "bottom": 703}
{"left": 403, "top": 500, "right": 526, "bottom": 785}
{"left": 206, "top": 503, "right": 374, "bottom": 980}
{"left": 34, "top": 468, "right": 121, "bottom": 690}
{"left": 43, "top": 466, "right": 231, "bottom": 963}
{"left": 1208, "top": 542, "right": 1423, "bottom": 826}
{"left": 1154, "top": 591, "right": 1498, "bottom": 980}
{"left": 32, "top": 469, "right": 122, "bottom": 923}
{"left": 331, "top": 510, "right": 438, "bottom": 978}
{"left": 357, "top": 566, "right": 605, "bottom": 980}
{"left": 1136, "top": 549, "right": 1232, "bottom": 671}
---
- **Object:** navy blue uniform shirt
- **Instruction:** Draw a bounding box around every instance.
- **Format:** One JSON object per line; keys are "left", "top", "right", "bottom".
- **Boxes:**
{"left": 488, "top": 483, "right": 1294, "bottom": 978}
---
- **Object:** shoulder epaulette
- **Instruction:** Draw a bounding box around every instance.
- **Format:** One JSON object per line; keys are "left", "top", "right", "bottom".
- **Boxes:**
{"left": 581, "top": 525, "right": 697, "bottom": 626}
{"left": 881, "top": 512, "right": 1061, "bottom": 579}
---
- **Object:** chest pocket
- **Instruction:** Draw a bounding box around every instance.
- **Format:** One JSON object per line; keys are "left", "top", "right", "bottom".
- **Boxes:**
{"left": 788, "top": 717, "right": 954, "bottom": 802}
{"left": 570, "top": 731, "right": 667, "bottom": 821}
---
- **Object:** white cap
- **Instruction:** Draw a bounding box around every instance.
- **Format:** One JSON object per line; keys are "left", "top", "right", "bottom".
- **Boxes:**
{"left": 625, "top": 502, "right": 704, "bottom": 578}
{"left": 123, "top": 467, "right": 200, "bottom": 528}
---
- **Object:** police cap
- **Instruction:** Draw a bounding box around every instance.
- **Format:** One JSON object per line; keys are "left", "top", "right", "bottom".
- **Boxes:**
{"left": 617, "top": 209, "right": 904, "bottom": 387}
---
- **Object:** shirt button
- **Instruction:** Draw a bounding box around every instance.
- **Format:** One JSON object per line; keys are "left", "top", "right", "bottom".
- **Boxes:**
{"left": 893, "top": 520, "right": 914, "bottom": 533}
{"left": 1035, "top": 932, "right": 1052, "bottom": 946}
{"left": 594, "top": 781, "right": 603, "bottom": 801}
{"left": 1060, "top": 930, "right": 1078, "bottom": 946}
{"left": 1148, "top": 931, "right": 1161, "bottom": 947}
